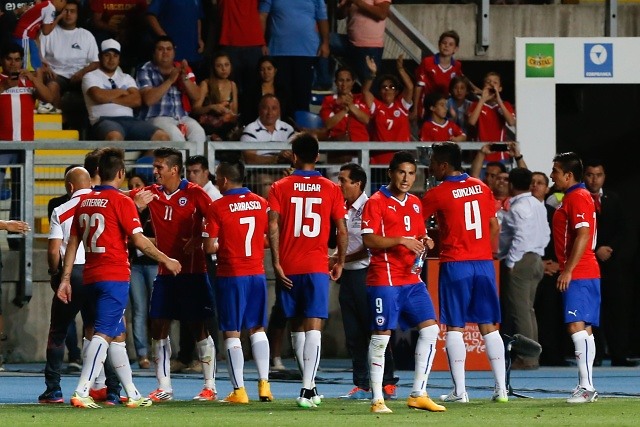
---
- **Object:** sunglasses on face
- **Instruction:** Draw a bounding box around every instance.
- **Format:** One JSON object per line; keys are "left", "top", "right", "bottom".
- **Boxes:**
{"left": 381, "top": 85, "right": 396, "bottom": 90}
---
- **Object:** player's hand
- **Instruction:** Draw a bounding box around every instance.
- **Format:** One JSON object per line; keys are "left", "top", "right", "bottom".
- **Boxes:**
{"left": 422, "top": 236, "right": 434, "bottom": 251}
{"left": 543, "top": 259, "right": 559, "bottom": 276}
{"left": 556, "top": 270, "right": 572, "bottom": 292}
{"left": 133, "top": 190, "right": 157, "bottom": 209}
{"left": 330, "top": 262, "right": 343, "bottom": 282}
{"left": 401, "top": 236, "right": 424, "bottom": 254}
{"left": 56, "top": 280, "right": 72, "bottom": 304}
{"left": 595, "top": 246, "right": 613, "bottom": 262}
{"left": 273, "top": 263, "right": 293, "bottom": 289}
{"left": 328, "top": 254, "right": 337, "bottom": 271}
{"left": 164, "top": 257, "right": 182, "bottom": 275}
{"left": 366, "top": 55, "right": 377, "bottom": 75}
{"left": 3, "top": 220, "right": 31, "bottom": 234}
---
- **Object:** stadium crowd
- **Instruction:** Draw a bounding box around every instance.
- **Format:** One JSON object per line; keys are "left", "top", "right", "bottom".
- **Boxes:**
{"left": 0, "top": 0, "right": 639, "bottom": 412}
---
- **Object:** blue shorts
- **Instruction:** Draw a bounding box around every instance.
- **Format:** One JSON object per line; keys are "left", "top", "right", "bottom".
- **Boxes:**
{"left": 367, "top": 283, "right": 436, "bottom": 331}
{"left": 216, "top": 275, "right": 268, "bottom": 332}
{"left": 277, "top": 273, "right": 329, "bottom": 319}
{"left": 92, "top": 116, "right": 160, "bottom": 141}
{"left": 84, "top": 281, "right": 128, "bottom": 338}
{"left": 439, "top": 260, "right": 501, "bottom": 327}
{"left": 150, "top": 273, "right": 214, "bottom": 321}
{"left": 562, "top": 278, "right": 601, "bottom": 326}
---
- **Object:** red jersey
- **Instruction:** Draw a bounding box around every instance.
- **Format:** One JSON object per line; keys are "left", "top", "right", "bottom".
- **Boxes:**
{"left": 12, "top": 1, "right": 55, "bottom": 39}
{"left": 204, "top": 187, "right": 268, "bottom": 277}
{"left": 361, "top": 187, "right": 426, "bottom": 286}
{"left": 369, "top": 97, "right": 411, "bottom": 165}
{"left": 91, "top": 0, "right": 147, "bottom": 27}
{"left": 71, "top": 185, "right": 143, "bottom": 284}
{"left": 130, "top": 179, "right": 211, "bottom": 275}
{"left": 267, "top": 170, "right": 346, "bottom": 275}
{"left": 319, "top": 93, "right": 370, "bottom": 141}
{"left": 419, "top": 119, "right": 465, "bottom": 142}
{"left": 0, "top": 74, "right": 35, "bottom": 141}
{"left": 552, "top": 183, "right": 600, "bottom": 279}
{"left": 422, "top": 173, "right": 496, "bottom": 262}
{"left": 469, "top": 100, "right": 515, "bottom": 161}
{"left": 218, "top": 0, "right": 265, "bottom": 47}
{"left": 415, "top": 54, "right": 463, "bottom": 120}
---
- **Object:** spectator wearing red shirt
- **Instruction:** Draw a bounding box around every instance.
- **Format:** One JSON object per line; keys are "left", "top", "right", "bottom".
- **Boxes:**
{"left": 419, "top": 92, "right": 466, "bottom": 143}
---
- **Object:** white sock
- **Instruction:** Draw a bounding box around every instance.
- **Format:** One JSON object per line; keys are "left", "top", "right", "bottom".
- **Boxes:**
{"left": 84, "top": 337, "right": 105, "bottom": 390}
{"left": 153, "top": 338, "right": 172, "bottom": 392}
{"left": 413, "top": 324, "right": 439, "bottom": 396}
{"left": 225, "top": 337, "right": 244, "bottom": 389}
{"left": 197, "top": 336, "right": 216, "bottom": 390}
{"left": 587, "top": 333, "right": 596, "bottom": 388}
{"left": 302, "top": 330, "right": 321, "bottom": 391}
{"left": 291, "top": 332, "right": 305, "bottom": 376}
{"left": 75, "top": 335, "right": 108, "bottom": 397}
{"left": 571, "top": 330, "right": 591, "bottom": 390}
{"left": 108, "top": 341, "right": 140, "bottom": 400}
{"left": 369, "top": 334, "right": 390, "bottom": 401}
{"left": 445, "top": 331, "right": 467, "bottom": 396}
{"left": 483, "top": 330, "right": 506, "bottom": 392}
{"left": 250, "top": 332, "right": 270, "bottom": 381}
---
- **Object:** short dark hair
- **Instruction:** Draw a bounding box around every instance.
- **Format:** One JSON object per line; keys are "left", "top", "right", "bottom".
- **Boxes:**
{"left": 84, "top": 148, "right": 103, "bottom": 178}
{"left": 98, "top": 147, "right": 125, "bottom": 182}
{"left": 259, "top": 93, "right": 280, "bottom": 109}
{"left": 185, "top": 155, "right": 209, "bottom": 170}
{"left": 2, "top": 42, "right": 23, "bottom": 59}
{"left": 126, "top": 171, "right": 149, "bottom": 186}
{"left": 154, "top": 147, "right": 183, "bottom": 171}
{"left": 583, "top": 158, "right": 605, "bottom": 171}
{"left": 335, "top": 65, "right": 355, "bottom": 81}
{"left": 448, "top": 75, "right": 472, "bottom": 96}
{"left": 430, "top": 141, "right": 462, "bottom": 171}
{"left": 389, "top": 151, "right": 416, "bottom": 172}
{"left": 486, "top": 161, "right": 507, "bottom": 173}
{"left": 291, "top": 132, "right": 319, "bottom": 164}
{"left": 257, "top": 55, "right": 276, "bottom": 72}
{"left": 508, "top": 167, "right": 532, "bottom": 192}
{"left": 531, "top": 171, "right": 549, "bottom": 186}
{"left": 424, "top": 91, "right": 447, "bottom": 111}
{"left": 216, "top": 161, "right": 245, "bottom": 185}
{"left": 154, "top": 35, "right": 175, "bottom": 48}
{"left": 553, "top": 152, "right": 583, "bottom": 180}
{"left": 340, "top": 163, "right": 367, "bottom": 191}
{"left": 439, "top": 30, "right": 460, "bottom": 46}
{"left": 65, "top": 0, "right": 79, "bottom": 8}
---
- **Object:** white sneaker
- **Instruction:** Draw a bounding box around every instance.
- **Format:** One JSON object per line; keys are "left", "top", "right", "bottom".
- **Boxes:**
{"left": 37, "top": 102, "right": 61, "bottom": 114}
{"left": 439, "top": 390, "right": 469, "bottom": 403}
{"left": 491, "top": 388, "right": 508, "bottom": 403}
{"left": 567, "top": 386, "right": 598, "bottom": 403}
{"left": 271, "top": 357, "right": 285, "bottom": 371}
{"left": 296, "top": 396, "right": 317, "bottom": 408}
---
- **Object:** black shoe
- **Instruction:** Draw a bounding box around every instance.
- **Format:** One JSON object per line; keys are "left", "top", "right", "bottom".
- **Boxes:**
{"left": 38, "top": 389, "right": 64, "bottom": 403}
{"left": 611, "top": 358, "right": 640, "bottom": 367}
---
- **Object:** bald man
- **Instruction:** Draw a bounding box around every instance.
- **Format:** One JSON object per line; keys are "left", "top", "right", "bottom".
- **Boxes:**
{"left": 40, "top": 167, "right": 120, "bottom": 404}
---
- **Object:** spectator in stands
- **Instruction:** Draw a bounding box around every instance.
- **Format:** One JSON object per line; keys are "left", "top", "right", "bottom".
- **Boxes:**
{"left": 1, "top": 1, "right": 30, "bottom": 53}
{"left": 333, "top": 0, "right": 390, "bottom": 85}
{"left": 12, "top": 0, "right": 66, "bottom": 70}
{"left": 216, "top": 0, "right": 266, "bottom": 112}
{"left": 412, "top": 30, "right": 478, "bottom": 125}
{"left": 467, "top": 72, "right": 516, "bottom": 162}
{"left": 136, "top": 35, "right": 205, "bottom": 144}
{"left": 583, "top": 160, "right": 638, "bottom": 367}
{"left": 240, "top": 94, "right": 294, "bottom": 197}
{"left": 81, "top": 38, "right": 169, "bottom": 141}
{"left": 259, "top": 0, "right": 329, "bottom": 112}
{"left": 319, "top": 66, "right": 370, "bottom": 142}
{"left": 446, "top": 75, "right": 474, "bottom": 137}
{"left": 419, "top": 92, "right": 467, "bottom": 143}
{"left": 185, "top": 155, "right": 222, "bottom": 201}
{"left": 146, "top": 0, "right": 205, "bottom": 80}
{"left": 89, "top": 0, "right": 148, "bottom": 72}
{"left": 192, "top": 51, "right": 239, "bottom": 141}
{"left": 243, "top": 56, "right": 292, "bottom": 126}
{"left": 531, "top": 171, "right": 571, "bottom": 366}
{"left": 362, "top": 54, "right": 412, "bottom": 165}
{"left": 469, "top": 141, "right": 527, "bottom": 180}
{"left": 498, "top": 167, "right": 549, "bottom": 370}
{"left": 39, "top": 0, "right": 98, "bottom": 132}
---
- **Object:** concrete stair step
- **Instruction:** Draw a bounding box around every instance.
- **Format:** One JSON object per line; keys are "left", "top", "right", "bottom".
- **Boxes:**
{"left": 34, "top": 114, "right": 63, "bottom": 131}
{"left": 34, "top": 129, "right": 79, "bottom": 140}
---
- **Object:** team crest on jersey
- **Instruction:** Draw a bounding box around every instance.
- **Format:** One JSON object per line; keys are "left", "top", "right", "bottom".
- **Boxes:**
{"left": 413, "top": 204, "right": 420, "bottom": 213}
{"left": 178, "top": 197, "right": 187, "bottom": 206}
{"left": 376, "top": 315, "right": 385, "bottom": 326}
{"left": 393, "top": 110, "right": 401, "bottom": 118}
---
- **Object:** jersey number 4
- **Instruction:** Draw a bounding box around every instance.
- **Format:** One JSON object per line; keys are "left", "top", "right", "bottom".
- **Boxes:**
{"left": 464, "top": 200, "right": 483, "bottom": 239}
{"left": 291, "top": 197, "right": 321, "bottom": 238}
{"left": 79, "top": 213, "right": 106, "bottom": 253}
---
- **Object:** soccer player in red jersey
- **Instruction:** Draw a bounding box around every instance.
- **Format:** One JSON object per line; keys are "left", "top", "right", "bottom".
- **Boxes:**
{"left": 203, "top": 161, "right": 273, "bottom": 404}
{"left": 57, "top": 147, "right": 181, "bottom": 409}
{"left": 421, "top": 142, "right": 507, "bottom": 403}
{"left": 420, "top": 92, "right": 467, "bottom": 143}
{"left": 129, "top": 147, "right": 217, "bottom": 402}
{"left": 361, "top": 151, "right": 444, "bottom": 414}
{"left": 549, "top": 152, "right": 601, "bottom": 404}
{"left": 267, "top": 132, "right": 348, "bottom": 408}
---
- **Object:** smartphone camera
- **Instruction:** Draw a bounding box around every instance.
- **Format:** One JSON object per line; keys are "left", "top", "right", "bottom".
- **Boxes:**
{"left": 490, "top": 143, "right": 509, "bottom": 152}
